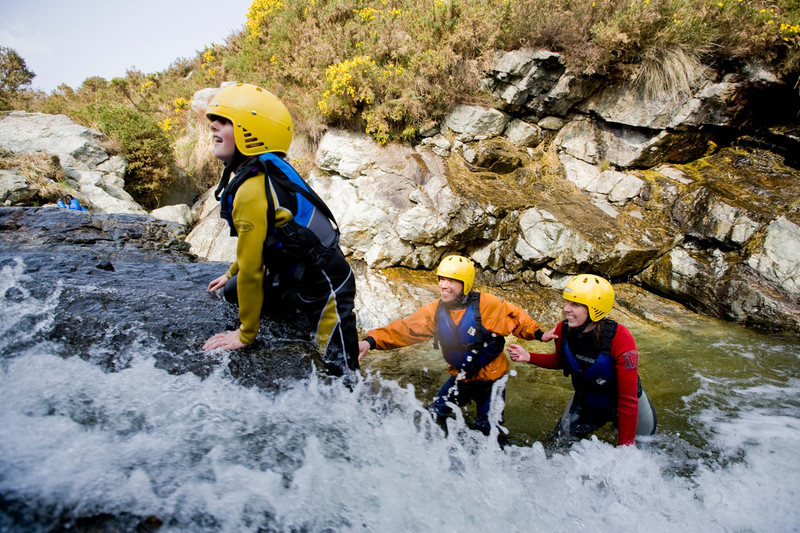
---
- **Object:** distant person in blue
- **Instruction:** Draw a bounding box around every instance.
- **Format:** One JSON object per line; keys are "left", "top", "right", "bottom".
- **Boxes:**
{"left": 56, "top": 194, "right": 88, "bottom": 211}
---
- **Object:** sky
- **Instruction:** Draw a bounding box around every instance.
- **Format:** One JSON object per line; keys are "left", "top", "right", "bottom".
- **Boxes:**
{"left": 0, "top": 0, "right": 254, "bottom": 93}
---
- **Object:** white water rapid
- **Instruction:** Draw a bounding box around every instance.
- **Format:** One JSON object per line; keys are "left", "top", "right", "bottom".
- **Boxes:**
{"left": 1, "top": 257, "right": 799, "bottom": 532}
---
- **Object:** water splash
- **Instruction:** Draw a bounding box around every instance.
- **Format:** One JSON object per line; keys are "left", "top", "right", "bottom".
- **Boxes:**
{"left": 0, "top": 257, "right": 61, "bottom": 360}
{"left": 1, "top": 257, "right": 800, "bottom": 532}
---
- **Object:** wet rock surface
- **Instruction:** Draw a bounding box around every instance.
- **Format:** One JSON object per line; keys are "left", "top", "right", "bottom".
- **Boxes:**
{"left": 0, "top": 207, "right": 316, "bottom": 389}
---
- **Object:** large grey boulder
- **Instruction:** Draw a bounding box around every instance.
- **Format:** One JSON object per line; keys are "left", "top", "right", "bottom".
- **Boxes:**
{"left": 185, "top": 189, "right": 236, "bottom": 262}
{"left": 554, "top": 117, "right": 711, "bottom": 169}
{"left": 747, "top": 216, "right": 800, "bottom": 297}
{"left": 442, "top": 105, "right": 511, "bottom": 142}
{"left": 635, "top": 148, "right": 800, "bottom": 330}
{"left": 0, "top": 169, "right": 37, "bottom": 205}
{"left": 485, "top": 49, "right": 597, "bottom": 116}
{"left": 312, "top": 129, "right": 466, "bottom": 268}
{"left": 0, "top": 112, "right": 145, "bottom": 214}
{"left": 0, "top": 111, "right": 109, "bottom": 169}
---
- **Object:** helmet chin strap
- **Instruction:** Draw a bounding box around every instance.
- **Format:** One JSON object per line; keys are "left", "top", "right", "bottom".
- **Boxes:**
{"left": 214, "top": 149, "right": 249, "bottom": 201}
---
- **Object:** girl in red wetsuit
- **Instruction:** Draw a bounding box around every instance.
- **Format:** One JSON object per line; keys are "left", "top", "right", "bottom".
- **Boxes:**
{"left": 507, "top": 274, "right": 656, "bottom": 448}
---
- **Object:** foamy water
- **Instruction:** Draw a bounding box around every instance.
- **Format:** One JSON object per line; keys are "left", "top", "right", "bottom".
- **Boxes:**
{"left": 2, "top": 257, "right": 799, "bottom": 532}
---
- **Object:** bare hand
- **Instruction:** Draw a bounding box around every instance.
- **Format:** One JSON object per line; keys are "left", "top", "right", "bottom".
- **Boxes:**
{"left": 358, "top": 340, "right": 371, "bottom": 361}
{"left": 506, "top": 343, "right": 531, "bottom": 363}
{"left": 541, "top": 327, "right": 558, "bottom": 342}
{"left": 203, "top": 330, "right": 246, "bottom": 352}
{"left": 208, "top": 274, "right": 229, "bottom": 293}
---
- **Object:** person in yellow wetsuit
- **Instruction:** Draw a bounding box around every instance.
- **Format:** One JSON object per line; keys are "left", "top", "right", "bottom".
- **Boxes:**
{"left": 201, "top": 83, "right": 358, "bottom": 377}
{"left": 359, "top": 255, "right": 545, "bottom": 435}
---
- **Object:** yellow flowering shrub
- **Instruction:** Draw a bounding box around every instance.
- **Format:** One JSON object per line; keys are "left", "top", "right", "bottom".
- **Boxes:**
{"left": 159, "top": 117, "right": 175, "bottom": 131}
{"left": 173, "top": 97, "right": 189, "bottom": 113}
{"left": 246, "top": 0, "right": 286, "bottom": 40}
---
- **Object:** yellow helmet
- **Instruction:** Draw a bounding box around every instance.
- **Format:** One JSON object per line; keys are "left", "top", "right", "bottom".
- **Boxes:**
{"left": 436, "top": 255, "right": 475, "bottom": 295}
{"left": 563, "top": 274, "right": 615, "bottom": 321}
{"left": 206, "top": 83, "right": 293, "bottom": 156}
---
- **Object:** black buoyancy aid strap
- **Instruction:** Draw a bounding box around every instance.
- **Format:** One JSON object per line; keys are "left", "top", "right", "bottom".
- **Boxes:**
{"left": 217, "top": 163, "right": 258, "bottom": 237}
{"left": 260, "top": 157, "right": 341, "bottom": 284}
{"left": 600, "top": 319, "right": 618, "bottom": 357}
{"left": 432, "top": 292, "right": 483, "bottom": 350}
{"left": 262, "top": 156, "right": 340, "bottom": 231}
{"left": 214, "top": 165, "right": 234, "bottom": 202}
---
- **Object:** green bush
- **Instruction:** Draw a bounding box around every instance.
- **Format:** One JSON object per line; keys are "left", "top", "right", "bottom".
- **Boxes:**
{"left": 93, "top": 104, "right": 176, "bottom": 209}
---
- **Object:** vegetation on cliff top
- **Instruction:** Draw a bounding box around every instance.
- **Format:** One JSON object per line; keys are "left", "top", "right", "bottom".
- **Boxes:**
{"left": 3, "top": 0, "right": 799, "bottom": 204}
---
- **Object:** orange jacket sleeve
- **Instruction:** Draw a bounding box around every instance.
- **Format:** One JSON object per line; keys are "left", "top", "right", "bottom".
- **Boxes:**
{"left": 367, "top": 300, "right": 439, "bottom": 349}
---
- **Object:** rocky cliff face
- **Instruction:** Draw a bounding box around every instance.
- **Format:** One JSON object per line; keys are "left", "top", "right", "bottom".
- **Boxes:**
{"left": 2, "top": 48, "right": 798, "bottom": 334}
{"left": 0, "top": 111, "right": 197, "bottom": 223}
{"left": 187, "top": 49, "right": 800, "bottom": 333}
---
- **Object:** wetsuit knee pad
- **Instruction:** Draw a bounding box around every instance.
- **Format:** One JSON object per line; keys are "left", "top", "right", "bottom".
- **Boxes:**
{"left": 636, "top": 389, "right": 658, "bottom": 436}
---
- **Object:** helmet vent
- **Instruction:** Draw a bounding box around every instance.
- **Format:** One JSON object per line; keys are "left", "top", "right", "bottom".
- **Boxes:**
{"left": 241, "top": 128, "right": 264, "bottom": 150}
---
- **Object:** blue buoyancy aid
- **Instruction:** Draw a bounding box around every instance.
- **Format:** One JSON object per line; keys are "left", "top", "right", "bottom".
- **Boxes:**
{"left": 56, "top": 195, "right": 88, "bottom": 211}
{"left": 215, "top": 153, "right": 340, "bottom": 278}
{"left": 433, "top": 292, "right": 505, "bottom": 376}
{"left": 561, "top": 320, "right": 619, "bottom": 411}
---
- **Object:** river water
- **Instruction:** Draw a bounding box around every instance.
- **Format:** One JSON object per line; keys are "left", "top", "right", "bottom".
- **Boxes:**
{"left": 1, "top": 259, "right": 799, "bottom": 532}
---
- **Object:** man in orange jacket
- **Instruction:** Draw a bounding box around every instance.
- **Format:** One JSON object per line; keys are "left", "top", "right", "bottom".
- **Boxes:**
{"left": 359, "top": 255, "right": 545, "bottom": 435}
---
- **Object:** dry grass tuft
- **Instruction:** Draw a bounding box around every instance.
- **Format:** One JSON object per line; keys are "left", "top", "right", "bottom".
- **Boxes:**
{"left": 0, "top": 149, "right": 74, "bottom": 203}
{"left": 631, "top": 47, "right": 707, "bottom": 101}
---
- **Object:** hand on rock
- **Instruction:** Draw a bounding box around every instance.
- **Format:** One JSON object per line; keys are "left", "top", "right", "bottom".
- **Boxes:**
{"left": 203, "top": 330, "right": 246, "bottom": 352}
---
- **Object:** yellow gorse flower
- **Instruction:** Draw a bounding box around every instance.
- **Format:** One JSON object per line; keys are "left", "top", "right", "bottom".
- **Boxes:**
{"left": 159, "top": 117, "right": 175, "bottom": 131}
{"left": 357, "top": 6, "right": 380, "bottom": 21}
{"left": 173, "top": 97, "right": 189, "bottom": 113}
{"left": 246, "top": 0, "right": 285, "bottom": 40}
{"left": 324, "top": 56, "right": 377, "bottom": 99}
{"left": 318, "top": 56, "right": 388, "bottom": 116}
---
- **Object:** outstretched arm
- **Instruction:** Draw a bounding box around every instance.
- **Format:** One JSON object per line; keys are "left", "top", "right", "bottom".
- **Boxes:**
{"left": 507, "top": 343, "right": 531, "bottom": 362}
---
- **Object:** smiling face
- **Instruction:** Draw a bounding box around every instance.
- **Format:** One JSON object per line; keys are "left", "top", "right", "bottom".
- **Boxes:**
{"left": 563, "top": 300, "right": 590, "bottom": 328}
{"left": 438, "top": 276, "right": 464, "bottom": 304}
{"left": 209, "top": 117, "right": 236, "bottom": 163}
